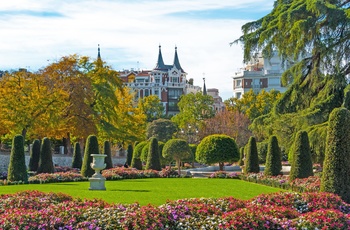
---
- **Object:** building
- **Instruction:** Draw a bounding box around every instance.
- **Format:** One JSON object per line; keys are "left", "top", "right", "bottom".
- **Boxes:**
{"left": 119, "top": 45, "right": 201, "bottom": 115}
{"left": 207, "top": 88, "right": 225, "bottom": 112}
{"left": 232, "top": 52, "right": 288, "bottom": 98}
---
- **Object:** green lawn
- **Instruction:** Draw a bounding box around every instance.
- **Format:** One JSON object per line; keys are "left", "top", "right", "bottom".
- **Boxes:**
{"left": 0, "top": 178, "right": 283, "bottom": 206}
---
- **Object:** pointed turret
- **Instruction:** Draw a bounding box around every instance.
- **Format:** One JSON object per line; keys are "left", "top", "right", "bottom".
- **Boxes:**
{"left": 203, "top": 77, "right": 207, "bottom": 95}
{"left": 155, "top": 45, "right": 165, "bottom": 69}
{"left": 97, "top": 44, "right": 101, "bottom": 60}
{"left": 173, "top": 46, "right": 184, "bottom": 72}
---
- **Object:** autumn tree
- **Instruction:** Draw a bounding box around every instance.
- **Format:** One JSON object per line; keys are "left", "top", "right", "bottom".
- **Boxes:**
{"left": 201, "top": 110, "right": 251, "bottom": 147}
{"left": 138, "top": 95, "right": 165, "bottom": 122}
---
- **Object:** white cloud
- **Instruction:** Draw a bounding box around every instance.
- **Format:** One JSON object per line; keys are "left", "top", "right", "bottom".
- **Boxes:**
{"left": 0, "top": 0, "right": 273, "bottom": 100}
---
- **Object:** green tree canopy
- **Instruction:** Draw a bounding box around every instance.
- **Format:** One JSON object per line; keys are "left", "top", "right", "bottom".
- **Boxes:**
{"left": 163, "top": 139, "right": 191, "bottom": 175}
{"left": 146, "top": 119, "right": 177, "bottom": 142}
{"left": 138, "top": 95, "right": 165, "bottom": 122}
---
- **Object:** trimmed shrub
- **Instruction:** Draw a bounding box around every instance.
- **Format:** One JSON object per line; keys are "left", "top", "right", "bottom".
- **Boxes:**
{"left": 7, "top": 134, "right": 28, "bottom": 182}
{"left": 81, "top": 135, "right": 99, "bottom": 177}
{"left": 141, "top": 142, "right": 150, "bottom": 163}
{"left": 289, "top": 131, "right": 313, "bottom": 182}
{"left": 238, "top": 147, "right": 244, "bottom": 166}
{"left": 37, "top": 137, "right": 55, "bottom": 174}
{"left": 131, "top": 141, "right": 147, "bottom": 170}
{"left": 244, "top": 136, "right": 260, "bottom": 174}
{"left": 163, "top": 139, "right": 191, "bottom": 175}
{"left": 126, "top": 144, "right": 133, "bottom": 166}
{"left": 158, "top": 141, "right": 170, "bottom": 167}
{"left": 264, "top": 136, "right": 282, "bottom": 176}
{"left": 28, "top": 139, "right": 41, "bottom": 172}
{"left": 103, "top": 141, "right": 113, "bottom": 169}
{"left": 196, "top": 134, "right": 239, "bottom": 171}
{"left": 321, "top": 108, "right": 350, "bottom": 203}
{"left": 145, "top": 137, "right": 161, "bottom": 170}
{"left": 71, "top": 142, "right": 82, "bottom": 169}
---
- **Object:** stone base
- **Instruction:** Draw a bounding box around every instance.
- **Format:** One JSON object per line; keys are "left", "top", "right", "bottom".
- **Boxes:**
{"left": 89, "top": 177, "right": 106, "bottom": 190}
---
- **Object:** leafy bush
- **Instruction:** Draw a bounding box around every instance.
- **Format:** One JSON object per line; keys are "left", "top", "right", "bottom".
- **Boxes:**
{"left": 141, "top": 142, "right": 150, "bottom": 162}
{"left": 103, "top": 141, "right": 113, "bottom": 169}
{"left": 81, "top": 135, "right": 99, "bottom": 177}
{"left": 131, "top": 141, "right": 147, "bottom": 170}
{"left": 196, "top": 134, "right": 239, "bottom": 171}
{"left": 321, "top": 108, "right": 350, "bottom": 203}
{"left": 238, "top": 147, "right": 244, "bottom": 166}
{"left": 264, "top": 135, "right": 282, "bottom": 176}
{"left": 7, "top": 134, "right": 28, "bottom": 183}
{"left": 163, "top": 139, "right": 191, "bottom": 175}
{"left": 289, "top": 131, "right": 313, "bottom": 182}
{"left": 145, "top": 137, "right": 161, "bottom": 171}
{"left": 37, "top": 137, "right": 55, "bottom": 174}
{"left": 28, "top": 139, "right": 40, "bottom": 172}
{"left": 244, "top": 136, "right": 259, "bottom": 174}
{"left": 71, "top": 142, "right": 82, "bottom": 169}
{"left": 126, "top": 144, "right": 133, "bottom": 166}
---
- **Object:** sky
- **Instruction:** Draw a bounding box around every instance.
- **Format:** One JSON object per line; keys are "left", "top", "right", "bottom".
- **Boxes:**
{"left": 0, "top": 0, "right": 273, "bottom": 100}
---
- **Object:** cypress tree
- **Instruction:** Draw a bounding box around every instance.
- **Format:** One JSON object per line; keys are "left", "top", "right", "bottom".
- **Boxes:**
{"left": 238, "top": 147, "right": 244, "bottom": 166}
{"left": 71, "top": 142, "right": 82, "bottom": 169}
{"left": 126, "top": 144, "right": 133, "bottom": 166}
{"left": 28, "top": 139, "right": 40, "bottom": 172}
{"left": 145, "top": 137, "right": 161, "bottom": 170}
{"left": 321, "top": 108, "right": 350, "bottom": 203}
{"left": 81, "top": 135, "right": 99, "bottom": 177}
{"left": 289, "top": 131, "right": 313, "bottom": 182}
{"left": 37, "top": 137, "right": 55, "bottom": 174}
{"left": 244, "top": 136, "right": 260, "bottom": 174}
{"left": 264, "top": 136, "right": 282, "bottom": 176}
{"left": 7, "top": 134, "right": 28, "bottom": 182}
{"left": 131, "top": 141, "right": 147, "bottom": 170}
{"left": 103, "top": 140, "right": 113, "bottom": 169}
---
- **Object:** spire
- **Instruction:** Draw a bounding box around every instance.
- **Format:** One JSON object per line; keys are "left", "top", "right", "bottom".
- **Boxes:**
{"left": 203, "top": 77, "right": 207, "bottom": 95}
{"left": 155, "top": 45, "right": 165, "bottom": 69}
{"left": 97, "top": 44, "right": 101, "bottom": 60}
{"left": 173, "top": 46, "right": 184, "bottom": 72}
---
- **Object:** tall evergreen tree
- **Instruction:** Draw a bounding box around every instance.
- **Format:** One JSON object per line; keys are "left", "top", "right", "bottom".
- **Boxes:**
{"left": 71, "top": 142, "right": 82, "bottom": 169}
{"left": 126, "top": 144, "right": 133, "bottom": 166}
{"left": 131, "top": 141, "right": 147, "bottom": 170}
{"left": 289, "top": 131, "right": 313, "bottom": 182}
{"left": 28, "top": 139, "right": 41, "bottom": 172}
{"left": 37, "top": 137, "right": 55, "bottom": 174}
{"left": 238, "top": 147, "right": 245, "bottom": 167}
{"left": 103, "top": 140, "right": 113, "bottom": 169}
{"left": 7, "top": 135, "right": 28, "bottom": 182}
{"left": 81, "top": 135, "right": 99, "bottom": 177}
{"left": 321, "top": 108, "right": 350, "bottom": 203}
{"left": 264, "top": 136, "right": 282, "bottom": 176}
{"left": 244, "top": 136, "right": 259, "bottom": 174}
{"left": 145, "top": 137, "right": 161, "bottom": 170}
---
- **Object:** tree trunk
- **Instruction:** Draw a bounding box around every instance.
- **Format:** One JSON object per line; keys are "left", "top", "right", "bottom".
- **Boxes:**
{"left": 219, "top": 162, "right": 224, "bottom": 171}
{"left": 177, "top": 159, "right": 181, "bottom": 176}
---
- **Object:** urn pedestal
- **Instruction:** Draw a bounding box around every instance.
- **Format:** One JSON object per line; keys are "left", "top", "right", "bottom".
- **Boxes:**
{"left": 89, "top": 154, "right": 107, "bottom": 190}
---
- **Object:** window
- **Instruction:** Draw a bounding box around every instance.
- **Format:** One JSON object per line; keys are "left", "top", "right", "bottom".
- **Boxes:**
{"left": 236, "top": 79, "right": 241, "bottom": 87}
{"left": 168, "top": 89, "right": 182, "bottom": 99}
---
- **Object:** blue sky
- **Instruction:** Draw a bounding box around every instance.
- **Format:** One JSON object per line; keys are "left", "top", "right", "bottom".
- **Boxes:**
{"left": 0, "top": 0, "right": 273, "bottom": 100}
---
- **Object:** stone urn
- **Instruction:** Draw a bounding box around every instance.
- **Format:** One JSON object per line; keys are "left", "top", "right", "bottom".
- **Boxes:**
{"left": 89, "top": 154, "right": 107, "bottom": 190}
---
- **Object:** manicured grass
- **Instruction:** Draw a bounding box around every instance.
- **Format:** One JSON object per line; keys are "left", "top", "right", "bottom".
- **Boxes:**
{"left": 0, "top": 178, "right": 283, "bottom": 206}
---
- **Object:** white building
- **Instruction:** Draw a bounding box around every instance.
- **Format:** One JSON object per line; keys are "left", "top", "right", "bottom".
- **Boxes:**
{"left": 232, "top": 52, "right": 288, "bottom": 98}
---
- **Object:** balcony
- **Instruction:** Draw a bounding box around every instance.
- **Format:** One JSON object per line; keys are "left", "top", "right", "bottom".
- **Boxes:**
{"left": 234, "top": 70, "right": 264, "bottom": 78}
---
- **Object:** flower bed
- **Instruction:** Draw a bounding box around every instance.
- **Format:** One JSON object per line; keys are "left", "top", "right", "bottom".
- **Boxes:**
{"left": 0, "top": 191, "right": 349, "bottom": 229}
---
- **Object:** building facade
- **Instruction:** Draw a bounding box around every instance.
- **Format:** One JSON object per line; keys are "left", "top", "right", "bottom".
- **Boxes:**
{"left": 232, "top": 52, "right": 288, "bottom": 99}
{"left": 207, "top": 88, "right": 225, "bottom": 112}
{"left": 119, "top": 46, "right": 201, "bottom": 115}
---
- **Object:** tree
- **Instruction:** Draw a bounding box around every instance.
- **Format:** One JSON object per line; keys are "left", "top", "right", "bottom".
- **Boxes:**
{"left": 138, "top": 95, "right": 165, "bottom": 122}
{"left": 126, "top": 144, "right": 133, "bottom": 166}
{"left": 72, "top": 142, "right": 82, "bottom": 169}
{"left": 131, "top": 141, "right": 147, "bottom": 170}
{"left": 37, "top": 137, "right": 55, "bottom": 174}
{"left": 141, "top": 142, "right": 150, "bottom": 163}
{"left": 238, "top": 147, "right": 245, "bottom": 167}
{"left": 200, "top": 110, "right": 252, "bottom": 147}
{"left": 146, "top": 119, "right": 177, "bottom": 142}
{"left": 264, "top": 136, "right": 282, "bottom": 176}
{"left": 163, "top": 139, "right": 191, "bottom": 176}
{"left": 28, "top": 139, "right": 41, "bottom": 172}
{"left": 7, "top": 134, "right": 28, "bottom": 182}
{"left": 103, "top": 140, "right": 113, "bottom": 169}
{"left": 289, "top": 131, "right": 313, "bottom": 182}
{"left": 234, "top": 0, "right": 350, "bottom": 160}
{"left": 196, "top": 134, "right": 239, "bottom": 171}
{"left": 145, "top": 137, "right": 161, "bottom": 170}
{"left": 172, "top": 92, "right": 215, "bottom": 131}
{"left": 321, "top": 108, "right": 350, "bottom": 203}
{"left": 81, "top": 135, "right": 99, "bottom": 177}
{"left": 244, "top": 136, "right": 260, "bottom": 174}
